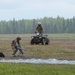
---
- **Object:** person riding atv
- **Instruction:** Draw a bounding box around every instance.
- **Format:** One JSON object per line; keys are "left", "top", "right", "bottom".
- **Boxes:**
{"left": 30, "top": 22, "right": 49, "bottom": 45}
{"left": 35, "top": 22, "right": 43, "bottom": 36}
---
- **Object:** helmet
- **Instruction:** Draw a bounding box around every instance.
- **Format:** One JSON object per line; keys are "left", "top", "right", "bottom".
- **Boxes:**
{"left": 38, "top": 22, "right": 41, "bottom": 25}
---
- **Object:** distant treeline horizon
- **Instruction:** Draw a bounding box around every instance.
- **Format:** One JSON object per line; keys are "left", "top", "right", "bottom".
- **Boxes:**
{"left": 0, "top": 16, "right": 75, "bottom": 34}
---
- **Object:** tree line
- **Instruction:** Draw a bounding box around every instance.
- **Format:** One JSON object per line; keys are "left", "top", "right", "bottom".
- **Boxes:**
{"left": 0, "top": 16, "right": 75, "bottom": 34}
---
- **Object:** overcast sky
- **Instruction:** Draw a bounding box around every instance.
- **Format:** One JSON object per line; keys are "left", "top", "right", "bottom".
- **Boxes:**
{"left": 0, "top": 0, "right": 75, "bottom": 21}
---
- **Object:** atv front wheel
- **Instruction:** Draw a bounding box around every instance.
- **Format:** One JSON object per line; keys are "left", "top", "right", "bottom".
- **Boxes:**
{"left": 30, "top": 39, "right": 34, "bottom": 45}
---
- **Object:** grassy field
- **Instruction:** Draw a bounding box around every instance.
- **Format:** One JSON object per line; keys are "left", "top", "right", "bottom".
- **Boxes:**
{"left": 0, "top": 34, "right": 75, "bottom": 75}
{"left": 0, "top": 63, "right": 75, "bottom": 75}
{"left": 0, "top": 34, "right": 75, "bottom": 59}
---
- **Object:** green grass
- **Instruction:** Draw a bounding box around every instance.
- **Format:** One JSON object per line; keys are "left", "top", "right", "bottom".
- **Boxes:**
{"left": 0, "top": 63, "right": 75, "bottom": 75}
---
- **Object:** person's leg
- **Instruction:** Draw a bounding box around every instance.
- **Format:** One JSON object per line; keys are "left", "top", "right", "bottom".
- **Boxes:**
{"left": 19, "top": 49, "right": 23, "bottom": 55}
{"left": 39, "top": 32, "right": 42, "bottom": 37}
{"left": 12, "top": 47, "right": 18, "bottom": 56}
{"left": 19, "top": 47, "right": 23, "bottom": 55}
{"left": 17, "top": 46, "right": 23, "bottom": 55}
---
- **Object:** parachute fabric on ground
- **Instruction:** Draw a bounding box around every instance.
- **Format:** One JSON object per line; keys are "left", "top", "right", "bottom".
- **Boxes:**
{"left": 0, "top": 58, "right": 75, "bottom": 64}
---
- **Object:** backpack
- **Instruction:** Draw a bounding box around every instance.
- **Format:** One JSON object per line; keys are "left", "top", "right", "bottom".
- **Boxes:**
{"left": 0, "top": 52, "right": 5, "bottom": 57}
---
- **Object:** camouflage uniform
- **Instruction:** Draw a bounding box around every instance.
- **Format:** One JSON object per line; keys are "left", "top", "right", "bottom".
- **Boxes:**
{"left": 36, "top": 25, "right": 43, "bottom": 36}
{"left": 11, "top": 37, "right": 23, "bottom": 56}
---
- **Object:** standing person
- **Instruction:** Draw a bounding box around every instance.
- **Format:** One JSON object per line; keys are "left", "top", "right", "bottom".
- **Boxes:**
{"left": 11, "top": 37, "right": 23, "bottom": 56}
{"left": 36, "top": 22, "right": 43, "bottom": 36}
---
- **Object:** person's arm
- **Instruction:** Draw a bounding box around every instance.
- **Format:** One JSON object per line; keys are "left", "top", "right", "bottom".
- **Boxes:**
{"left": 17, "top": 40, "right": 21, "bottom": 46}
{"left": 41, "top": 26, "right": 43, "bottom": 32}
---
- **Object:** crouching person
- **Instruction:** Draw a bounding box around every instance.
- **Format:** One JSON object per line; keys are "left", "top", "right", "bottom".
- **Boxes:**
{"left": 11, "top": 37, "right": 23, "bottom": 57}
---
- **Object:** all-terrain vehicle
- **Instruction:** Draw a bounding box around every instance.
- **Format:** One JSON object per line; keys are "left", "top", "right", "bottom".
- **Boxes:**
{"left": 30, "top": 33, "right": 50, "bottom": 45}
